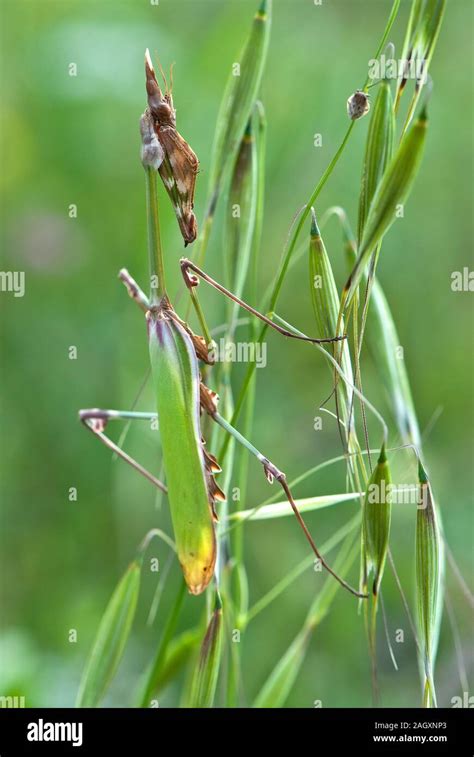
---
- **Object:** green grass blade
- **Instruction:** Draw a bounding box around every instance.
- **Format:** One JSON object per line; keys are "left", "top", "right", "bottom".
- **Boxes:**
{"left": 148, "top": 628, "right": 201, "bottom": 698}
{"left": 306, "top": 536, "right": 360, "bottom": 629}
{"left": 253, "top": 533, "right": 359, "bottom": 707}
{"left": 416, "top": 462, "right": 443, "bottom": 707}
{"left": 343, "top": 108, "right": 428, "bottom": 311}
{"left": 363, "top": 444, "right": 392, "bottom": 598}
{"left": 253, "top": 627, "right": 310, "bottom": 708}
{"left": 229, "top": 492, "right": 361, "bottom": 522}
{"left": 244, "top": 514, "right": 361, "bottom": 628}
{"left": 138, "top": 579, "right": 187, "bottom": 707}
{"left": 365, "top": 274, "right": 422, "bottom": 449}
{"left": 189, "top": 597, "right": 224, "bottom": 708}
{"left": 308, "top": 211, "right": 362, "bottom": 483}
{"left": 228, "top": 102, "right": 266, "bottom": 570}
{"left": 339, "top": 213, "right": 421, "bottom": 449}
{"left": 309, "top": 211, "right": 348, "bottom": 350}
{"left": 199, "top": 0, "right": 271, "bottom": 262}
{"left": 225, "top": 117, "right": 258, "bottom": 298}
{"left": 357, "top": 78, "right": 395, "bottom": 244}
{"left": 76, "top": 560, "right": 141, "bottom": 708}
{"left": 223, "top": 125, "right": 264, "bottom": 704}
{"left": 396, "top": 0, "right": 446, "bottom": 132}
{"left": 395, "top": 0, "right": 424, "bottom": 111}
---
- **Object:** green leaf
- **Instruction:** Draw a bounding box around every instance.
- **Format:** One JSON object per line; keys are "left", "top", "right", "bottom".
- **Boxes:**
{"left": 149, "top": 628, "right": 201, "bottom": 697}
{"left": 138, "top": 579, "right": 187, "bottom": 707}
{"left": 309, "top": 210, "right": 345, "bottom": 344}
{"left": 362, "top": 444, "right": 392, "bottom": 597}
{"left": 342, "top": 212, "right": 421, "bottom": 449}
{"left": 308, "top": 210, "right": 357, "bottom": 456}
{"left": 189, "top": 599, "right": 224, "bottom": 708}
{"left": 365, "top": 276, "right": 422, "bottom": 449}
{"left": 229, "top": 492, "right": 361, "bottom": 522}
{"left": 253, "top": 532, "right": 359, "bottom": 707}
{"left": 344, "top": 109, "right": 428, "bottom": 310}
{"left": 76, "top": 560, "right": 141, "bottom": 708}
{"left": 205, "top": 0, "right": 272, "bottom": 220}
{"left": 253, "top": 628, "right": 309, "bottom": 708}
{"left": 396, "top": 0, "right": 446, "bottom": 133}
{"left": 225, "top": 112, "right": 259, "bottom": 298}
{"left": 358, "top": 78, "right": 395, "bottom": 243}
{"left": 416, "top": 462, "right": 443, "bottom": 707}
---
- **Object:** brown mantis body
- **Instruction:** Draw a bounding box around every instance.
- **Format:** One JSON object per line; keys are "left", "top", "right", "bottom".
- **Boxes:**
{"left": 79, "top": 50, "right": 367, "bottom": 599}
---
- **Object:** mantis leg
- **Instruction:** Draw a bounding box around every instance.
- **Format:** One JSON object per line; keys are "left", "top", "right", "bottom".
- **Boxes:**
{"left": 180, "top": 258, "right": 345, "bottom": 346}
{"left": 114, "top": 263, "right": 364, "bottom": 596}
{"left": 210, "top": 410, "right": 367, "bottom": 599}
{"left": 178, "top": 260, "right": 363, "bottom": 597}
{"left": 118, "top": 269, "right": 150, "bottom": 312}
{"left": 79, "top": 408, "right": 166, "bottom": 493}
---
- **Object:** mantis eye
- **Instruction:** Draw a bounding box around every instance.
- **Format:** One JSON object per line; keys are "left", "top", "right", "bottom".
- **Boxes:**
{"left": 155, "top": 101, "right": 174, "bottom": 123}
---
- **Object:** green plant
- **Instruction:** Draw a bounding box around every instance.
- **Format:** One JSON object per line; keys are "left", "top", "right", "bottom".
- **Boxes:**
{"left": 75, "top": 0, "right": 468, "bottom": 710}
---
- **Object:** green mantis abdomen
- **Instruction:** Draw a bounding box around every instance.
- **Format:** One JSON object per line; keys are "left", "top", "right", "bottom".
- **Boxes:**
{"left": 148, "top": 308, "right": 217, "bottom": 595}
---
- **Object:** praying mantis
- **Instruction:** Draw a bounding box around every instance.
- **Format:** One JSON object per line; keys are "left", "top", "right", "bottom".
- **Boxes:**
{"left": 79, "top": 51, "right": 367, "bottom": 600}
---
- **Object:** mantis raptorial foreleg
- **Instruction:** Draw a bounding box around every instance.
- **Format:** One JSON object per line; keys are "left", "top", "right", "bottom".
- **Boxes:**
{"left": 79, "top": 408, "right": 166, "bottom": 493}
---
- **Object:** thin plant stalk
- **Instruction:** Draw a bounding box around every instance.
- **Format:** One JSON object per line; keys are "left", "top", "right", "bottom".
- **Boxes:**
{"left": 145, "top": 166, "right": 167, "bottom": 303}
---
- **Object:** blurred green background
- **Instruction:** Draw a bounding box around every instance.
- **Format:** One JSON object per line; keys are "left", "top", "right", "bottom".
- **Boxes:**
{"left": 1, "top": 0, "right": 472, "bottom": 707}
